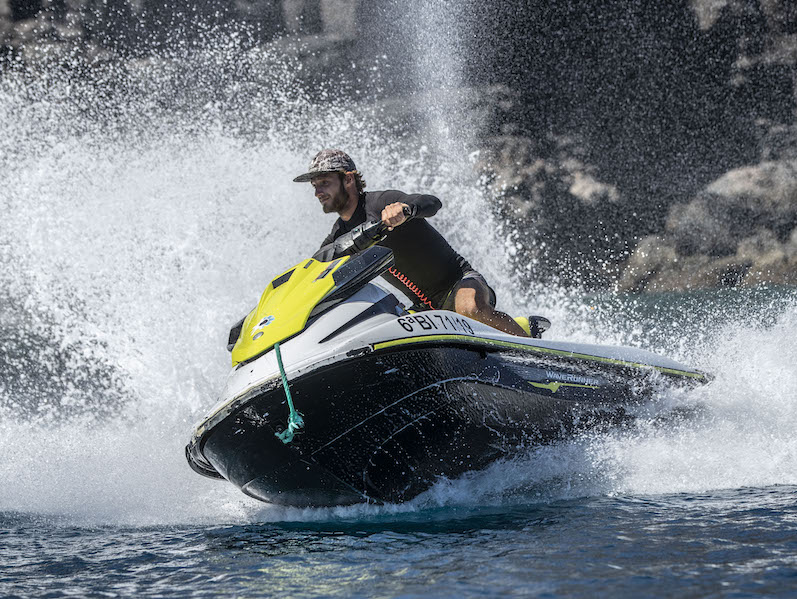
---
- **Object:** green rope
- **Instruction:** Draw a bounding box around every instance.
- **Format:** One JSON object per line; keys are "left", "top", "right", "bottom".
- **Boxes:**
{"left": 274, "top": 342, "right": 304, "bottom": 444}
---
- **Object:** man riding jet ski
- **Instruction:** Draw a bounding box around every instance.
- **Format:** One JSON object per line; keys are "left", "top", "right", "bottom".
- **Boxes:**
{"left": 186, "top": 224, "right": 709, "bottom": 506}
{"left": 184, "top": 156, "right": 710, "bottom": 506}
{"left": 293, "top": 149, "right": 533, "bottom": 337}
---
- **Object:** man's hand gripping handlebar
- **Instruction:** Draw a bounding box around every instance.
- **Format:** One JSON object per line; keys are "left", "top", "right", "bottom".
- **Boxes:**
{"left": 323, "top": 204, "right": 415, "bottom": 260}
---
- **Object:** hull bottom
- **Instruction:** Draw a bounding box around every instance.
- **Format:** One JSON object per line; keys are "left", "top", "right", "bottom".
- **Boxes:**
{"left": 190, "top": 344, "right": 685, "bottom": 506}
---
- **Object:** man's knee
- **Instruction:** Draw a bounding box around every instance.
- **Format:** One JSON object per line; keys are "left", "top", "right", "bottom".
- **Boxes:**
{"left": 453, "top": 283, "right": 492, "bottom": 318}
{"left": 456, "top": 298, "right": 480, "bottom": 320}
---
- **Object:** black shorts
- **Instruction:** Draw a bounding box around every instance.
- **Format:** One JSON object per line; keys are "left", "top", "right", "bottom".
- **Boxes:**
{"left": 440, "top": 270, "right": 497, "bottom": 311}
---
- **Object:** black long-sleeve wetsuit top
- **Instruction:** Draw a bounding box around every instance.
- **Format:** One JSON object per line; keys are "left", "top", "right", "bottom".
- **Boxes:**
{"left": 314, "top": 190, "right": 472, "bottom": 308}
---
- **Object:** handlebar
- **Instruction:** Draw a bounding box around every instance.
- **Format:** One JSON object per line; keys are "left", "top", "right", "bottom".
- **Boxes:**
{"left": 327, "top": 205, "right": 415, "bottom": 259}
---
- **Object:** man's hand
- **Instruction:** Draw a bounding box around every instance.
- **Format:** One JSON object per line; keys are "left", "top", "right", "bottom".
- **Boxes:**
{"left": 381, "top": 202, "right": 410, "bottom": 231}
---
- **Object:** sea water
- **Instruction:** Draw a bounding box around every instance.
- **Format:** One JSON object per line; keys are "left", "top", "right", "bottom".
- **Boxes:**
{"left": 2, "top": 32, "right": 797, "bottom": 599}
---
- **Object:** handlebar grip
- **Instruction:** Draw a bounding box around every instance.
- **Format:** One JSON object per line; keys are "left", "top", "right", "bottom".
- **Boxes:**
{"left": 375, "top": 204, "right": 414, "bottom": 236}
{"left": 327, "top": 205, "right": 417, "bottom": 259}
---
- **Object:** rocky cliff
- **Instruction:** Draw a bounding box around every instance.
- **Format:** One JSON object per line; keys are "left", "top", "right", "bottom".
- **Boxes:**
{"left": 2, "top": 0, "right": 795, "bottom": 292}
{"left": 471, "top": 0, "right": 797, "bottom": 291}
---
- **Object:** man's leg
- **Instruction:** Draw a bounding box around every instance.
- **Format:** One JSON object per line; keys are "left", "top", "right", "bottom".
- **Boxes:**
{"left": 452, "top": 279, "right": 529, "bottom": 337}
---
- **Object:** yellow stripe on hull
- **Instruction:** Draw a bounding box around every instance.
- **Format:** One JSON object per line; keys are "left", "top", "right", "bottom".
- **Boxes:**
{"left": 373, "top": 334, "right": 706, "bottom": 380}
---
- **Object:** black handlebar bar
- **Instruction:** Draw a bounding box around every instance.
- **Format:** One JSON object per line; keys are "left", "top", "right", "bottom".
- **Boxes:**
{"left": 327, "top": 205, "right": 415, "bottom": 259}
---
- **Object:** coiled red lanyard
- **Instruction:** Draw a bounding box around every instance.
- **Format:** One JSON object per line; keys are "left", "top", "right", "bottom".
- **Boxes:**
{"left": 388, "top": 267, "right": 435, "bottom": 310}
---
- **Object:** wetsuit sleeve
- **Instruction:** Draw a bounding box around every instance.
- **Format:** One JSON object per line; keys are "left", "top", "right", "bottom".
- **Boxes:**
{"left": 373, "top": 190, "right": 442, "bottom": 219}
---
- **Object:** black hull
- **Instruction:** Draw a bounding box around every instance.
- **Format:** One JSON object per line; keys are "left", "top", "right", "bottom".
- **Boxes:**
{"left": 188, "top": 344, "right": 690, "bottom": 506}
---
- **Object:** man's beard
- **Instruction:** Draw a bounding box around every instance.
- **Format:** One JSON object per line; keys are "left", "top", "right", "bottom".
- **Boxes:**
{"left": 322, "top": 189, "right": 348, "bottom": 214}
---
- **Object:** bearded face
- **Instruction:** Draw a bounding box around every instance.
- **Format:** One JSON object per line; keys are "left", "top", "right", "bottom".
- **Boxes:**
{"left": 311, "top": 174, "right": 349, "bottom": 214}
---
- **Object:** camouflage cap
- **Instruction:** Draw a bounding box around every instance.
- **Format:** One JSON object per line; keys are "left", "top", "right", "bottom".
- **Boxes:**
{"left": 293, "top": 149, "right": 358, "bottom": 183}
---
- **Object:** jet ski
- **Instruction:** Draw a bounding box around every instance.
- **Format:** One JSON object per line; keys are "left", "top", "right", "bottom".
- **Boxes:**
{"left": 186, "top": 218, "right": 710, "bottom": 507}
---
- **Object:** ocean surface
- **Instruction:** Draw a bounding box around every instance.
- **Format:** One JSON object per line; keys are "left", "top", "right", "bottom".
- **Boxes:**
{"left": 3, "top": 15, "right": 797, "bottom": 597}
{"left": 3, "top": 486, "right": 797, "bottom": 598}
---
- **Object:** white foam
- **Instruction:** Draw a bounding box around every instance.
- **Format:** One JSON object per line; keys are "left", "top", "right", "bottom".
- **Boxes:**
{"left": 412, "top": 300, "right": 797, "bottom": 508}
{"left": 0, "top": 32, "right": 520, "bottom": 525}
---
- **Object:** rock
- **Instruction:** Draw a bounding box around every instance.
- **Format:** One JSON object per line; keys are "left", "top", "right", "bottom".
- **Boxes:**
{"left": 665, "top": 197, "right": 737, "bottom": 257}
{"left": 478, "top": 131, "right": 630, "bottom": 288}
{"left": 737, "top": 227, "right": 797, "bottom": 286}
{"left": 736, "top": 228, "right": 783, "bottom": 260}
{"left": 569, "top": 172, "right": 620, "bottom": 207}
{"left": 706, "top": 160, "right": 797, "bottom": 235}
{"left": 666, "top": 160, "right": 797, "bottom": 257}
{"left": 787, "top": 226, "right": 797, "bottom": 259}
{"left": 759, "top": 0, "right": 797, "bottom": 34}
{"left": 760, "top": 122, "right": 797, "bottom": 161}
{"left": 618, "top": 247, "right": 754, "bottom": 292}
{"left": 622, "top": 159, "right": 797, "bottom": 291}
{"left": 616, "top": 235, "right": 678, "bottom": 292}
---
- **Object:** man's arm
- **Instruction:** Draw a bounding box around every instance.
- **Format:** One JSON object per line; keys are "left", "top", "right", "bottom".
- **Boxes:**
{"left": 313, "top": 190, "right": 443, "bottom": 260}
{"left": 375, "top": 190, "right": 442, "bottom": 230}
{"left": 377, "top": 190, "right": 441, "bottom": 219}
{"left": 406, "top": 193, "right": 442, "bottom": 218}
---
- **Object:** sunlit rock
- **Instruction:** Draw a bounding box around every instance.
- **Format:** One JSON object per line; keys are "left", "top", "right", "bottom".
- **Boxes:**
{"left": 622, "top": 159, "right": 797, "bottom": 291}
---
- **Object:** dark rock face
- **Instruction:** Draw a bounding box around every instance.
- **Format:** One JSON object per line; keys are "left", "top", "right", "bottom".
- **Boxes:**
{"left": 2, "top": 0, "right": 795, "bottom": 291}
{"left": 470, "top": 0, "right": 796, "bottom": 290}
{"left": 619, "top": 159, "right": 797, "bottom": 291}
{"left": 669, "top": 161, "right": 797, "bottom": 258}
{"left": 477, "top": 125, "right": 631, "bottom": 288}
